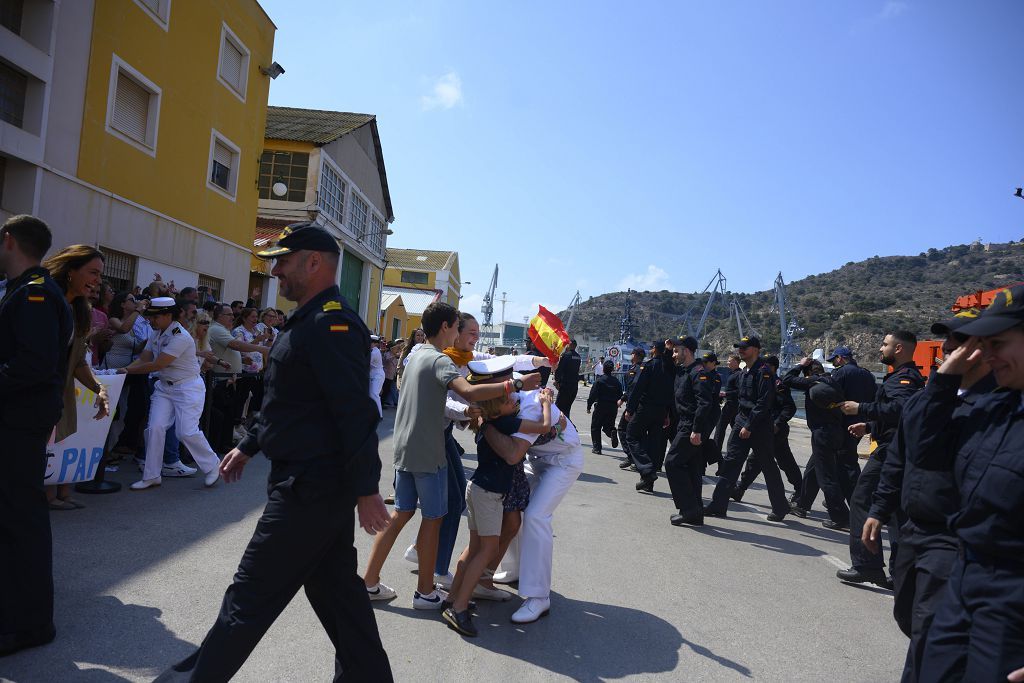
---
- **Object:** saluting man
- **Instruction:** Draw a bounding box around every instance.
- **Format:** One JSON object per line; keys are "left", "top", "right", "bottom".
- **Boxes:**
{"left": 119, "top": 297, "right": 222, "bottom": 490}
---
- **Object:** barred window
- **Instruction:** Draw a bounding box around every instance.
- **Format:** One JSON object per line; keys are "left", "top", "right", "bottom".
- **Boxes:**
{"left": 258, "top": 150, "right": 308, "bottom": 201}
{"left": 318, "top": 162, "right": 346, "bottom": 225}
{"left": 100, "top": 247, "right": 138, "bottom": 294}
{"left": 400, "top": 271, "right": 428, "bottom": 285}
{"left": 368, "top": 213, "right": 386, "bottom": 256}
{"left": 198, "top": 274, "right": 223, "bottom": 302}
{"left": 349, "top": 194, "right": 368, "bottom": 238}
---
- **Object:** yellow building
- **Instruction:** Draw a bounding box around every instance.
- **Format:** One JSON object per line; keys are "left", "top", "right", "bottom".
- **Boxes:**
{"left": 0, "top": 0, "right": 277, "bottom": 300}
{"left": 255, "top": 107, "right": 395, "bottom": 328}
{"left": 376, "top": 248, "right": 460, "bottom": 340}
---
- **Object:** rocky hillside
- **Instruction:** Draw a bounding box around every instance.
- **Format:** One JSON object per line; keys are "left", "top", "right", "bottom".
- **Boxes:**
{"left": 560, "top": 241, "right": 1024, "bottom": 371}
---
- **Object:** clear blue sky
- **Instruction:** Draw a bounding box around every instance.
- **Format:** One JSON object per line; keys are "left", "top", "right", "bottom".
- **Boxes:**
{"left": 259, "top": 0, "right": 1024, "bottom": 325}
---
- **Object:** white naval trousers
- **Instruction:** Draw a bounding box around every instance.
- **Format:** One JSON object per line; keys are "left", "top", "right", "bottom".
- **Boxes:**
{"left": 369, "top": 371, "right": 385, "bottom": 417}
{"left": 142, "top": 377, "right": 221, "bottom": 481}
{"left": 517, "top": 446, "right": 584, "bottom": 599}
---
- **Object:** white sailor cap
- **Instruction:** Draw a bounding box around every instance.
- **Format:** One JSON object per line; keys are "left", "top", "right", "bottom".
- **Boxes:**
{"left": 467, "top": 356, "right": 516, "bottom": 383}
{"left": 143, "top": 296, "right": 176, "bottom": 315}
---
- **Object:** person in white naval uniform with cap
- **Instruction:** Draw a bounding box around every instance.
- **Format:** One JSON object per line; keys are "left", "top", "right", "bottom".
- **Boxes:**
{"left": 471, "top": 355, "right": 584, "bottom": 624}
{"left": 118, "top": 297, "right": 222, "bottom": 490}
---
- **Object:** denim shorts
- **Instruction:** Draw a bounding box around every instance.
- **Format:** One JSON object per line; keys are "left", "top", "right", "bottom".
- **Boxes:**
{"left": 393, "top": 467, "right": 448, "bottom": 519}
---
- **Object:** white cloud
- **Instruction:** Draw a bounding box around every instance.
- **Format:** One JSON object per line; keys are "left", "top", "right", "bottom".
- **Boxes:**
{"left": 878, "top": 1, "right": 908, "bottom": 19}
{"left": 420, "top": 72, "right": 463, "bottom": 110}
{"left": 617, "top": 265, "right": 670, "bottom": 292}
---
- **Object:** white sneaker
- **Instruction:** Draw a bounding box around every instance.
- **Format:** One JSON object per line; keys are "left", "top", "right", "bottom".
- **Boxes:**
{"left": 162, "top": 461, "right": 197, "bottom": 477}
{"left": 204, "top": 468, "right": 220, "bottom": 487}
{"left": 472, "top": 584, "right": 512, "bottom": 601}
{"left": 510, "top": 597, "right": 551, "bottom": 624}
{"left": 403, "top": 544, "right": 418, "bottom": 565}
{"left": 366, "top": 583, "right": 396, "bottom": 601}
{"left": 413, "top": 590, "right": 445, "bottom": 610}
{"left": 492, "top": 569, "right": 519, "bottom": 584}
{"left": 129, "top": 477, "right": 161, "bottom": 491}
{"left": 434, "top": 573, "right": 454, "bottom": 590}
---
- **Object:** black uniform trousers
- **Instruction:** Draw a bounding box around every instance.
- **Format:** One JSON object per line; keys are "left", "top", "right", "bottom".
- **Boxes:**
{"left": 735, "top": 424, "right": 802, "bottom": 493}
{"left": 848, "top": 454, "right": 898, "bottom": 571}
{"left": 796, "top": 430, "right": 851, "bottom": 524}
{"left": 708, "top": 426, "right": 790, "bottom": 516}
{"left": 556, "top": 384, "right": 578, "bottom": 420}
{"left": 589, "top": 402, "right": 617, "bottom": 452}
{"left": 157, "top": 458, "right": 393, "bottom": 682}
{"left": 0, "top": 428, "right": 55, "bottom": 653}
{"left": 664, "top": 428, "right": 705, "bottom": 516}
{"left": 624, "top": 406, "right": 668, "bottom": 479}
{"left": 919, "top": 555, "right": 1024, "bottom": 682}
{"left": 712, "top": 404, "right": 737, "bottom": 463}
{"left": 616, "top": 414, "right": 632, "bottom": 462}
{"left": 893, "top": 523, "right": 958, "bottom": 683}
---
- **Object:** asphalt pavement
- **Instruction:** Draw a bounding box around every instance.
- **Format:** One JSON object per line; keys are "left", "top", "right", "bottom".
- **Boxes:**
{"left": 1, "top": 390, "right": 905, "bottom": 682}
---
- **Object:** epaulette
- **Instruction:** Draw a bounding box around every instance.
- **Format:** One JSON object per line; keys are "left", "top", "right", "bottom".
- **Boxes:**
{"left": 28, "top": 276, "right": 45, "bottom": 286}
{"left": 172, "top": 327, "right": 181, "bottom": 335}
{"left": 322, "top": 300, "right": 342, "bottom": 312}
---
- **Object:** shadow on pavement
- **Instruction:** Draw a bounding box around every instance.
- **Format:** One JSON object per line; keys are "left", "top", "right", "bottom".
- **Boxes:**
{"left": 458, "top": 592, "right": 749, "bottom": 681}
{"left": 3, "top": 595, "right": 193, "bottom": 682}
{"left": 576, "top": 472, "right": 617, "bottom": 484}
{"left": 692, "top": 525, "right": 826, "bottom": 558}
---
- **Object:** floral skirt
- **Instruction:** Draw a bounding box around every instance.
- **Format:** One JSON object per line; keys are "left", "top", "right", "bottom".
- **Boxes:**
{"left": 503, "top": 462, "right": 530, "bottom": 512}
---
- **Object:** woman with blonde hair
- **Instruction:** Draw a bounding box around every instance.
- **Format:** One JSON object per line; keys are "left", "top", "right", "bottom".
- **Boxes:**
{"left": 43, "top": 244, "right": 111, "bottom": 510}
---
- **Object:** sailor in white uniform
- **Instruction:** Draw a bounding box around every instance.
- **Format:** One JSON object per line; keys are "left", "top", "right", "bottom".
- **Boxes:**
{"left": 472, "top": 356, "right": 584, "bottom": 624}
{"left": 118, "top": 297, "right": 221, "bottom": 490}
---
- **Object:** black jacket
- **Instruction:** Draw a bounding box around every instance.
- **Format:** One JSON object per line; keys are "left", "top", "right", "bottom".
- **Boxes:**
{"left": 734, "top": 358, "right": 776, "bottom": 433}
{"left": 554, "top": 349, "right": 582, "bottom": 386}
{"left": 782, "top": 366, "right": 843, "bottom": 434}
{"left": 771, "top": 377, "right": 797, "bottom": 431}
{"left": 858, "top": 361, "right": 925, "bottom": 456}
{"left": 238, "top": 285, "right": 381, "bottom": 497}
{"left": 621, "top": 362, "right": 642, "bottom": 403}
{"left": 828, "top": 360, "right": 877, "bottom": 444}
{"left": 721, "top": 370, "right": 740, "bottom": 409}
{"left": 625, "top": 355, "right": 674, "bottom": 414}
{"left": 901, "top": 371, "right": 1024, "bottom": 562}
{"left": 587, "top": 373, "right": 623, "bottom": 409}
{"left": 673, "top": 359, "right": 721, "bottom": 437}
{"left": 0, "top": 266, "right": 73, "bottom": 432}
{"left": 869, "top": 373, "right": 997, "bottom": 528}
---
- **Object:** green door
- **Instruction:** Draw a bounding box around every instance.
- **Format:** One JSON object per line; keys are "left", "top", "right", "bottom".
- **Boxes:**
{"left": 339, "top": 250, "right": 363, "bottom": 311}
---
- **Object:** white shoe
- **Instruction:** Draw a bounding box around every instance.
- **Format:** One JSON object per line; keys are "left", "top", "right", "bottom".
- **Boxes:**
{"left": 511, "top": 597, "right": 550, "bottom": 624}
{"left": 366, "top": 583, "right": 396, "bottom": 601}
{"left": 403, "top": 544, "right": 418, "bottom": 565}
{"left": 162, "top": 461, "right": 197, "bottom": 477}
{"left": 492, "top": 569, "right": 519, "bottom": 584}
{"left": 434, "top": 572, "right": 454, "bottom": 590}
{"left": 129, "top": 477, "right": 161, "bottom": 491}
{"left": 413, "top": 590, "right": 445, "bottom": 610}
{"left": 473, "top": 584, "right": 512, "bottom": 601}
{"left": 204, "top": 469, "right": 220, "bottom": 487}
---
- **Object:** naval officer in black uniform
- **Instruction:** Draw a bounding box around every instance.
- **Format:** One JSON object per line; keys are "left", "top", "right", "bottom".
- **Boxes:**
{"left": 0, "top": 215, "right": 73, "bottom": 657}
{"left": 157, "top": 223, "right": 393, "bottom": 681}
{"left": 899, "top": 288, "right": 1024, "bottom": 682}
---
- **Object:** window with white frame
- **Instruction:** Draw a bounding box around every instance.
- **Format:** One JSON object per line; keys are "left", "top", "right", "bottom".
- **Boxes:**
{"left": 207, "top": 130, "right": 240, "bottom": 199}
{"left": 217, "top": 24, "right": 249, "bottom": 101}
{"left": 319, "top": 162, "right": 346, "bottom": 225}
{"left": 349, "top": 194, "right": 368, "bottom": 238}
{"left": 106, "top": 56, "right": 161, "bottom": 155}
{"left": 368, "top": 213, "right": 386, "bottom": 255}
{"left": 133, "top": 0, "right": 171, "bottom": 30}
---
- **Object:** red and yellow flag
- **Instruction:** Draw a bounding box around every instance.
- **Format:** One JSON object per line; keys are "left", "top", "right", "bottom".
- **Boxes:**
{"left": 528, "top": 305, "right": 570, "bottom": 363}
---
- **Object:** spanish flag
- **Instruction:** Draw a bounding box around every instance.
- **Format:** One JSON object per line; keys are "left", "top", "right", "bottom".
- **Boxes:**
{"left": 528, "top": 305, "right": 570, "bottom": 363}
